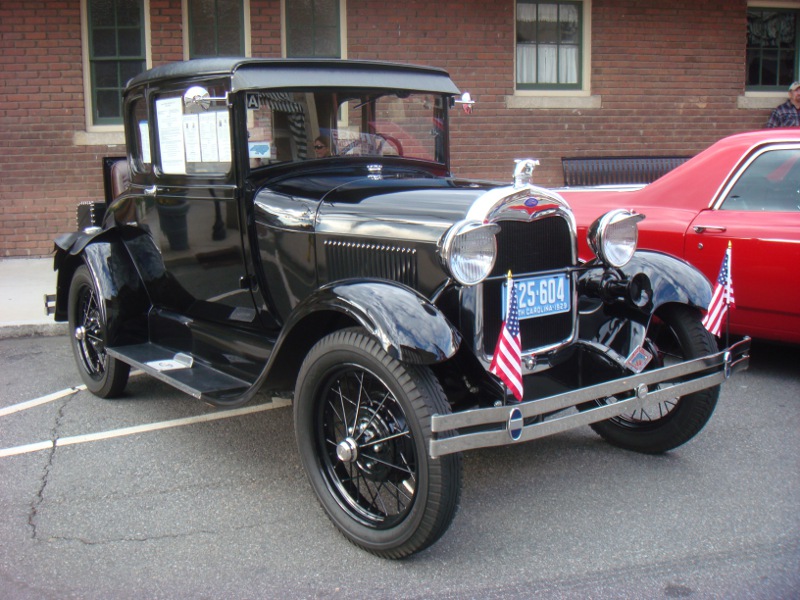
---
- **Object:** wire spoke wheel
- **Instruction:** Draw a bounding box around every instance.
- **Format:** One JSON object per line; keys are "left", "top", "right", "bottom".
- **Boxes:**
{"left": 68, "top": 264, "right": 129, "bottom": 398}
{"left": 294, "top": 327, "right": 461, "bottom": 558}
{"left": 319, "top": 366, "right": 417, "bottom": 528}
{"left": 590, "top": 305, "right": 720, "bottom": 453}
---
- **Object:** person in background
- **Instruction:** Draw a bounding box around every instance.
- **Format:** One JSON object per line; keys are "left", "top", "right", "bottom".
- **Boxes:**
{"left": 314, "top": 135, "right": 331, "bottom": 157}
{"left": 766, "top": 81, "right": 800, "bottom": 127}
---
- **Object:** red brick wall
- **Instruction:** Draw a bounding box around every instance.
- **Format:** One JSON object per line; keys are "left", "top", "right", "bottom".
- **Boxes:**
{"left": 0, "top": 0, "right": 774, "bottom": 257}
{"left": 349, "top": 0, "right": 764, "bottom": 185}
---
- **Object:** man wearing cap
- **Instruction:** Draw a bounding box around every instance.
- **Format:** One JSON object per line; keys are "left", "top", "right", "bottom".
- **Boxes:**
{"left": 766, "top": 81, "right": 800, "bottom": 127}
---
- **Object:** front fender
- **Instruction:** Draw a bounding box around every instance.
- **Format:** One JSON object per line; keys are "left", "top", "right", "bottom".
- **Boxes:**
{"left": 578, "top": 249, "right": 713, "bottom": 364}
{"left": 622, "top": 250, "right": 712, "bottom": 311}
{"left": 287, "top": 280, "right": 461, "bottom": 365}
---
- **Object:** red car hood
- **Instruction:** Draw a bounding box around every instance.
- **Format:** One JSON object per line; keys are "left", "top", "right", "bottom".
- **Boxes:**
{"left": 558, "top": 186, "right": 702, "bottom": 260}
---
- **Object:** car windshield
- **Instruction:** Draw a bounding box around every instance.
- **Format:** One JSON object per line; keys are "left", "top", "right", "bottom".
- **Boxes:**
{"left": 245, "top": 90, "right": 447, "bottom": 168}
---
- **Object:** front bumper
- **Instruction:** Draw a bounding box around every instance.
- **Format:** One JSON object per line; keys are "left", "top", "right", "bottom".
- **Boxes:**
{"left": 429, "top": 337, "right": 751, "bottom": 459}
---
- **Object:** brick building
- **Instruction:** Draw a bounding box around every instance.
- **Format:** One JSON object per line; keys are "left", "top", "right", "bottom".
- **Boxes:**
{"left": 1, "top": 0, "right": 796, "bottom": 257}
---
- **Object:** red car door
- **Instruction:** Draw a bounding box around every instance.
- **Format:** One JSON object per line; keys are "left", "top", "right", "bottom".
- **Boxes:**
{"left": 684, "top": 146, "right": 800, "bottom": 343}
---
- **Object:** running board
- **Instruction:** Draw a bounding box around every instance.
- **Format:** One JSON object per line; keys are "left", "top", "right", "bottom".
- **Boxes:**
{"left": 107, "top": 343, "right": 250, "bottom": 401}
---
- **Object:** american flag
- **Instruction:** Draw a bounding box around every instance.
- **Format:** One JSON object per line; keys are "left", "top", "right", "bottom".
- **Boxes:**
{"left": 489, "top": 273, "right": 524, "bottom": 400}
{"left": 702, "top": 242, "right": 735, "bottom": 337}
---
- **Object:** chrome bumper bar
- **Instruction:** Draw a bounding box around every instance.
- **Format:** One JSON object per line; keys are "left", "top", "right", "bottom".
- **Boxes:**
{"left": 429, "top": 337, "right": 751, "bottom": 459}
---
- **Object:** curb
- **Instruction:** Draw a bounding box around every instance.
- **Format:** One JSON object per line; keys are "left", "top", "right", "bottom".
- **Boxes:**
{"left": 0, "top": 322, "right": 68, "bottom": 340}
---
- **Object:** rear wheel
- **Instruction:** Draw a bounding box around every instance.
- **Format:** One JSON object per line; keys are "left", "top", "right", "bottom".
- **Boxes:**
{"left": 294, "top": 328, "right": 461, "bottom": 558}
{"left": 68, "top": 264, "right": 130, "bottom": 398}
{"left": 590, "top": 305, "right": 719, "bottom": 453}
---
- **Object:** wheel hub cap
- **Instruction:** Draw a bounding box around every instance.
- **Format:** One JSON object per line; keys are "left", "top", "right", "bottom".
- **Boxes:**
{"left": 336, "top": 437, "right": 359, "bottom": 463}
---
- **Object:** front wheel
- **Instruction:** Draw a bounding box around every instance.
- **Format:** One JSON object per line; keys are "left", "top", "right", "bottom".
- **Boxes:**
{"left": 294, "top": 328, "right": 461, "bottom": 558}
{"left": 68, "top": 264, "right": 130, "bottom": 398}
{"left": 590, "top": 305, "right": 720, "bottom": 454}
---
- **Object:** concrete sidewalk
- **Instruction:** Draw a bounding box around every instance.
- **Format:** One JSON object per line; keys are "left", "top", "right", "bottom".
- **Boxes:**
{"left": 0, "top": 257, "right": 67, "bottom": 339}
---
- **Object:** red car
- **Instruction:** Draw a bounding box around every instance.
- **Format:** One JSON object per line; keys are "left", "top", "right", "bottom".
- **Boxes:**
{"left": 559, "top": 129, "right": 800, "bottom": 345}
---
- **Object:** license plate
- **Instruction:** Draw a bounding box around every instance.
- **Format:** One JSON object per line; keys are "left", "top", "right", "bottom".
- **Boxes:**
{"left": 502, "top": 273, "right": 571, "bottom": 320}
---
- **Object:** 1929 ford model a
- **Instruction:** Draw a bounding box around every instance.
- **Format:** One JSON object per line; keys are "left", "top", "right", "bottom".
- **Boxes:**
{"left": 52, "top": 58, "right": 750, "bottom": 558}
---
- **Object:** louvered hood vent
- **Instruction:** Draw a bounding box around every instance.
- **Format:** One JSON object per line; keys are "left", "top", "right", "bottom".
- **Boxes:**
{"left": 325, "top": 240, "right": 418, "bottom": 288}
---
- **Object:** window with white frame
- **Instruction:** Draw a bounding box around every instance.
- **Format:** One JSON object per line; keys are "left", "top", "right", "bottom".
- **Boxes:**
{"left": 746, "top": 7, "right": 799, "bottom": 90}
{"left": 86, "top": 0, "right": 147, "bottom": 125}
{"left": 285, "top": 0, "right": 341, "bottom": 58}
{"left": 516, "top": 0, "right": 582, "bottom": 90}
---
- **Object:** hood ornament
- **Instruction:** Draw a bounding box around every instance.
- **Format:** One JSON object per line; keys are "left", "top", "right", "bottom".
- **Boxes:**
{"left": 513, "top": 159, "right": 539, "bottom": 188}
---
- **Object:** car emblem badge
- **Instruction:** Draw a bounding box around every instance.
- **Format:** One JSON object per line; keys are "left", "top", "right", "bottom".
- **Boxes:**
{"left": 524, "top": 197, "right": 539, "bottom": 208}
{"left": 507, "top": 407, "right": 524, "bottom": 441}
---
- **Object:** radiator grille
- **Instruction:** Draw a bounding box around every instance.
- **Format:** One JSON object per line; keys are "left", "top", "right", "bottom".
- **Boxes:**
{"left": 325, "top": 240, "right": 417, "bottom": 288}
{"left": 483, "top": 217, "right": 575, "bottom": 354}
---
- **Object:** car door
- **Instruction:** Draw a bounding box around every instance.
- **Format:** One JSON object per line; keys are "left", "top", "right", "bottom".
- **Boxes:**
{"left": 132, "top": 82, "right": 261, "bottom": 331}
{"left": 684, "top": 145, "right": 800, "bottom": 341}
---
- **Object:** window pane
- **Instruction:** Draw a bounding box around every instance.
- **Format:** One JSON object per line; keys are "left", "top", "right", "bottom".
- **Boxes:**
{"left": 118, "top": 29, "right": 142, "bottom": 56}
{"left": 314, "top": 27, "right": 340, "bottom": 57}
{"left": 93, "top": 29, "right": 117, "bottom": 57}
{"left": 95, "top": 61, "right": 118, "bottom": 87}
{"left": 286, "top": 0, "right": 312, "bottom": 22}
{"left": 90, "top": 0, "right": 114, "bottom": 27}
{"left": 96, "top": 90, "right": 121, "bottom": 119}
{"left": 117, "top": 0, "right": 141, "bottom": 26}
{"left": 315, "top": 0, "right": 338, "bottom": 28}
{"left": 120, "top": 59, "right": 145, "bottom": 83}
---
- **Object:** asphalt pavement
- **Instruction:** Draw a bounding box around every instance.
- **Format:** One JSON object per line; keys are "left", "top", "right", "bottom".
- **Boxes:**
{"left": 0, "top": 257, "right": 67, "bottom": 339}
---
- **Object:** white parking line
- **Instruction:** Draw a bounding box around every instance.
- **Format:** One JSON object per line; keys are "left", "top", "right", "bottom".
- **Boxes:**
{"left": 0, "top": 386, "right": 86, "bottom": 417}
{"left": 0, "top": 399, "right": 291, "bottom": 459}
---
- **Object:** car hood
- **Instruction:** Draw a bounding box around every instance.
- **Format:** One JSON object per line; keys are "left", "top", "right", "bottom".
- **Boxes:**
{"left": 262, "top": 169, "right": 498, "bottom": 241}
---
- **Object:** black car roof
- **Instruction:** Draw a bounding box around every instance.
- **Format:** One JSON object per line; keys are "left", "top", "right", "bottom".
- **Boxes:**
{"left": 125, "top": 57, "right": 461, "bottom": 95}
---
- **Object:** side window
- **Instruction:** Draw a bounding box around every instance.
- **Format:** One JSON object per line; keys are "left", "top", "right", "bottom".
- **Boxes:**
{"left": 722, "top": 149, "right": 800, "bottom": 212}
{"left": 746, "top": 7, "right": 799, "bottom": 91}
{"left": 285, "top": 0, "right": 341, "bottom": 58}
{"left": 516, "top": 0, "right": 582, "bottom": 90}
{"left": 153, "top": 84, "right": 232, "bottom": 176}
{"left": 188, "top": 0, "right": 245, "bottom": 58}
{"left": 128, "top": 95, "right": 152, "bottom": 173}
{"left": 87, "top": 0, "right": 146, "bottom": 125}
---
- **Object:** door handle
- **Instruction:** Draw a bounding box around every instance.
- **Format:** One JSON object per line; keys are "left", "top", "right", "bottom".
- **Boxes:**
{"left": 693, "top": 225, "right": 727, "bottom": 233}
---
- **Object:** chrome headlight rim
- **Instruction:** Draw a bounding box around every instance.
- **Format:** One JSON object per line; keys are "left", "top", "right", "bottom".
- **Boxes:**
{"left": 440, "top": 220, "right": 500, "bottom": 286}
{"left": 588, "top": 209, "right": 645, "bottom": 268}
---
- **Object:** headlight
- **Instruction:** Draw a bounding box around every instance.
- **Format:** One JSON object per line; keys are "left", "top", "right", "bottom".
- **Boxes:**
{"left": 587, "top": 209, "right": 645, "bottom": 268}
{"left": 440, "top": 221, "right": 500, "bottom": 285}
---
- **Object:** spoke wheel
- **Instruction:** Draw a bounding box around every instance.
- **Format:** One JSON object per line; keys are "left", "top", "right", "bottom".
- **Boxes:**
{"left": 295, "top": 328, "right": 461, "bottom": 558}
{"left": 68, "top": 265, "right": 129, "bottom": 398}
{"left": 590, "top": 305, "right": 720, "bottom": 453}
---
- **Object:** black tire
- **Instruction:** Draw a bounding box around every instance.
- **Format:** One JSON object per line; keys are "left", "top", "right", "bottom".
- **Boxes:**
{"left": 68, "top": 264, "right": 130, "bottom": 398}
{"left": 590, "top": 305, "right": 720, "bottom": 454}
{"left": 294, "top": 327, "right": 461, "bottom": 558}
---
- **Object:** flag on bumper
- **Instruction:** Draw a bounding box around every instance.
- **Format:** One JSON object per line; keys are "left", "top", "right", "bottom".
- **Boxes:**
{"left": 702, "top": 242, "right": 735, "bottom": 337}
{"left": 489, "top": 272, "right": 524, "bottom": 400}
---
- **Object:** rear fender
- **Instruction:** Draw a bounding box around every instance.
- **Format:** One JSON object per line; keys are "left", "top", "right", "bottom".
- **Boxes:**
{"left": 53, "top": 229, "right": 150, "bottom": 346}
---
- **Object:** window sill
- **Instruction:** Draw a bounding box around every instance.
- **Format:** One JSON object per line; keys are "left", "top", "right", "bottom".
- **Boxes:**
{"left": 738, "top": 93, "right": 786, "bottom": 110}
{"left": 73, "top": 131, "right": 126, "bottom": 147}
{"left": 506, "top": 94, "right": 602, "bottom": 110}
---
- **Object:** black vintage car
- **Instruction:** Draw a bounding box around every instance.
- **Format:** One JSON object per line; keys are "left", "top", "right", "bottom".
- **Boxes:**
{"left": 52, "top": 58, "right": 749, "bottom": 558}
